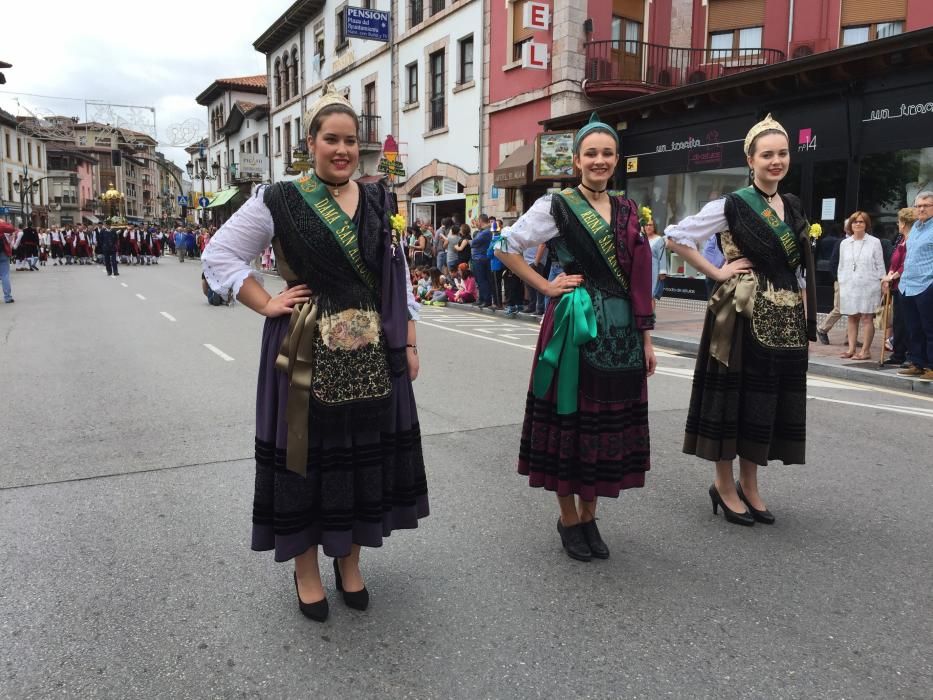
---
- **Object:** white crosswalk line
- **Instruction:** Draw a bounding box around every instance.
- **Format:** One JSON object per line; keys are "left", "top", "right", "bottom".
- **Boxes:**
{"left": 135, "top": 293, "right": 146, "bottom": 301}
{"left": 160, "top": 312, "right": 177, "bottom": 322}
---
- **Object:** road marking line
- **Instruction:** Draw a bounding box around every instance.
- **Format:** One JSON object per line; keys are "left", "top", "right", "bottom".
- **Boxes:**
{"left": 798, "top": 373, "right": 933, "bottom": 402}
{"left": 419, "top": 321, "right": 537, "bottom": 350}
{"left": 160, "top": 312, "right": 177, "bottom": 322}
{"left": 203, "top": 344, "right": 235, "bottom": 362}
{"left": 476, "top": 328, "right": 494, "bottom": 334}
{"left": 135, "top": 293, "right": 146, "bottom": 300}
{"left": 877, "top": 403, "right": 933, "bottom": 416}
{"left": 120, "top": 283, "right": 128, "bottom": 288}
{"left": 806, "top": 395, "right": 932, "bottom": 418}
{"left": 502, "top": 334, "right": 521, "bottom": 340}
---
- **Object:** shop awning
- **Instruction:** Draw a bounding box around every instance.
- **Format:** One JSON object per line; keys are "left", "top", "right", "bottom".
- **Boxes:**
{"left": 493, "top": 144, "right": 535, "bottom": 188}
{"left": 207, "top": 187, "right": 241, "bottom": 209}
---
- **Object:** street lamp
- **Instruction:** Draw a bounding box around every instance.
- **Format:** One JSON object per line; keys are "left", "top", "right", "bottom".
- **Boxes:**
{"left": 12, "top": 173, "right": 41, "bottom": 228}
{"left": 185, "top": 154, "right": 220, "bottom": 226}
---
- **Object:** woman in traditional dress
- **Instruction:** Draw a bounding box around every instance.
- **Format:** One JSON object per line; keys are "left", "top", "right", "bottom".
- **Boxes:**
{"left": 665, "top": 114, "right": 816, "bottom": 526}
{"left": 202, "top": 89, "right": 429, "bottom": 622}
{"left": 495, "top": 114, "right": 656, "bottom": 562}
{"left": 837, "top": 211, "right": 885, "bottom": 360}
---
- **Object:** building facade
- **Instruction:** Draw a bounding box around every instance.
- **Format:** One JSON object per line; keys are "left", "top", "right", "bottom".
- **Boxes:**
{"left": 487, "top": 0, "right": 933, "bottom": 223}
{"left": 194, "top": 75, "right": 269, "bottom": 224}
{"left": 0, "top": 108, "right": 49, "bottom": 227}
{"left": 253, "top": 0, "right": 482, "bottom": 224}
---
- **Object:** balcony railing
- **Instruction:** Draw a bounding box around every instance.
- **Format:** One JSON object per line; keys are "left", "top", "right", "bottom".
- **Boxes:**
{"left": 359, "top": 114, "right": 381, "bottom": 152}
{"left": 584, "top": 40, "right": 786, "bottom": 95}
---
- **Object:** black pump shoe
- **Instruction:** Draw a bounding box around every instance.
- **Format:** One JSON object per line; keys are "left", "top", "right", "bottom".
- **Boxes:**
{"left": 333, "top": 559, "right": 369, "bottom": 611}
{"left": 557, "top": 518, "right": 592, "bottom": 561}
{"left": 580, "top": 519, "right": 610, "bottom": 559}
{"left": 735, "top": 481, "right": 776, "bottom": 524}
{"left": 708, "top": 484, "right": 755, "bottom": 526}
{"left": 293, "top": 572, "right": 329, "bottom": 622}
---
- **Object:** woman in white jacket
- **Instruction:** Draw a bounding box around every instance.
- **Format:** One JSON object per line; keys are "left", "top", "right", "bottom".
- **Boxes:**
{"left": 837, "top": 211, "right": 885, "bottom": 360}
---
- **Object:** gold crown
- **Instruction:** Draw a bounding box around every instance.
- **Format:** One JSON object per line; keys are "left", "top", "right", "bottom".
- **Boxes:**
{"left": 744, "top": 113, "right": 788, "bottom": 156}
{"left": 304, "top": 83, "right": 356, "bottom": 132}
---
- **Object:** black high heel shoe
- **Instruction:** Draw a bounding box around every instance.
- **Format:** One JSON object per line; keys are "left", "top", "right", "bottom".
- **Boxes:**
{"left": 708, "top": 484, "right": 755, "bottom": 526}
{"left": 735, "top": 481, "right": 776, "bottom": 524}
{"left": 293, "top": 572, "right": 329, "bottom": 622}
{"left": 333, "top": 558, "right": 369, "bottom": 611}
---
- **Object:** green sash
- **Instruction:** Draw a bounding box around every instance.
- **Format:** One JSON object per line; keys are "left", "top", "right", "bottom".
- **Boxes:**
{"left": 555, "top": 188, "right": 628, "bottom": 291}
{"left": 292, "top": 174, "right": 378, "bottom": 290}
{"left": 733, "top": 187, "right": 800, "bottom": 270}
{"left": 532, "top": 287, "right": 597, "bottom": 415}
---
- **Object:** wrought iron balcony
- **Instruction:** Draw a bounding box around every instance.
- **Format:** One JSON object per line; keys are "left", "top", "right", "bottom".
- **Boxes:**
{"left": 583, "top": 40, "right": 786, "bottom": 98}
{"left": 359, "top": 114, "right": 381, "bottom": 153}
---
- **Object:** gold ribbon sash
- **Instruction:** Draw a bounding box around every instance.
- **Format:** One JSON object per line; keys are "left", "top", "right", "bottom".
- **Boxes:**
{"left": 708, "top": 272, "right": 758, "bottom": 367}
{"left": 274, "top": 301, "right": 319, "bottom": 475}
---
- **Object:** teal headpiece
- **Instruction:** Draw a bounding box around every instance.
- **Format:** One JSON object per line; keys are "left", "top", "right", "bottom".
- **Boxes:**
{"left": 573, "top": 112, "right": 619, "bottom": 153}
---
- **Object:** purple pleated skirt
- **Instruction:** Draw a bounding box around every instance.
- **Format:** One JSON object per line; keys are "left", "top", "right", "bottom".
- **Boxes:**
{"left": 518, "top": 302, "right": 650, "bottom": 501}
{"left": 251, "top": 315, "right": 429, "bottom": 561}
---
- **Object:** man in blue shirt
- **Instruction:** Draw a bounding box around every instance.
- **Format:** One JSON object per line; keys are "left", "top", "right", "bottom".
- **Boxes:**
{"left": 174, "top": 227, "right": 187, "bottom": 262}
{"left": 898, "top": 191, "right": 933, "bottom": 380}
{"left": 471, "top": 213, "right": 493, "bottom": 308}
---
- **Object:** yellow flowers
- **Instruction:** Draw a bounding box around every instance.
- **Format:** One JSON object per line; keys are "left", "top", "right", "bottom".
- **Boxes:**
{"left": 809, "top": 223, "right": 823, "bottom": 239}
{"left": 639, "top": 205, "right": 653, "bottom": 224}
{"left": 390, "top": 213, "right": 406, "bottom": 234}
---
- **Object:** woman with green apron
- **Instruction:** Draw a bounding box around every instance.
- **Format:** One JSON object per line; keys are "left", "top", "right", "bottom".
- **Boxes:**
{"left": 495, "top": 114, "right": 657, "bottom": 562}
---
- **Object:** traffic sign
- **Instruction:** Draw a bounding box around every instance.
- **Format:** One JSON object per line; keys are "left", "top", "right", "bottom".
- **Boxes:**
{"left": 198, "top": 196, "right": 210, "bottom": 208}
{"left": 177, "top": 195, "right": 189, "bottom": 206}
{"left": 0, "top": 207, "right": 9, "bottom": 214}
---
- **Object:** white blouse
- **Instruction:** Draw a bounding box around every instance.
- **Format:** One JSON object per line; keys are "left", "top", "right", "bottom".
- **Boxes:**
{"left": 201, "top": 187, "right": 420, "bottom": 320}
{"left": 664, "top": 197, "right": 806, "bottom": 288}
{"left": 494, "top": 194, "right": 559, "bottom": 256}
{"left": 663, "top": 198, "right": 726, "bottom": 248}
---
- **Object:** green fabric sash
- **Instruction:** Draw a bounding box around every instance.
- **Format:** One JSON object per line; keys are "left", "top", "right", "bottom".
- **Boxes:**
{"left": 555, "top": 188, "right": 628, "bottom": 291}
{"left": 292, "top": 174, "right": 378, "bottom": 291}
{"left": 532, "top": 287, "right": 597, "bottom": 415}
{"left": 733, "top": 187, "right": 800, "bottom": 270}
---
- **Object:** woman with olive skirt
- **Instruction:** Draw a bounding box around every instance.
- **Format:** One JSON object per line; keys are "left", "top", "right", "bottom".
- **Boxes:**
{"left": 203, "top": 88, "right": 429, "bottom": 622}
{"left": 665, "top": 114, "right": 817, "bottom": 527}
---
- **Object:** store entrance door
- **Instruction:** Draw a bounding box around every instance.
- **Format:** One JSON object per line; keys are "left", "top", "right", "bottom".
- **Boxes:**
{"left": 806, "top": 159, "right": 848, "bottom": 312}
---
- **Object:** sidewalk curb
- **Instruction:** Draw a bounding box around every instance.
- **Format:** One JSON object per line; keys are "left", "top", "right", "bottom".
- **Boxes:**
{"left": 434, "top": 301, "right": 933, "bottom": 396}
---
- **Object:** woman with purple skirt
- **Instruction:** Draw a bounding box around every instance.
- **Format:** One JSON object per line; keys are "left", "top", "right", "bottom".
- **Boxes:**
{"left": 203, "top": 89, "right": 429, "bottom": 622}
{"left": 495, "top": 114, "right": 657, "bottom": 562}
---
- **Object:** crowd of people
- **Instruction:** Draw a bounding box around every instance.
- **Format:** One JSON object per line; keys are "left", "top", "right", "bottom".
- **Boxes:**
{"left": 814, "top": 198, "right": 933, "bottom": 378}
{"left": 0, "top": 222, "right": 219, "bottom": 302}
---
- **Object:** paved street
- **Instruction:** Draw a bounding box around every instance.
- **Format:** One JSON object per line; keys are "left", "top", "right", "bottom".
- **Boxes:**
{"left": 2, "top": 260, "right": 932, "bottom": 699}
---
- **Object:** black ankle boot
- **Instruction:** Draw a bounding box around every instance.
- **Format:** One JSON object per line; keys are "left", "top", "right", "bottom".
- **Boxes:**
{"left": 580, "top": 519, "right": 609, "bottom": 559}
{"left": 557, "top": 518, "right": 592, "bottom": 561}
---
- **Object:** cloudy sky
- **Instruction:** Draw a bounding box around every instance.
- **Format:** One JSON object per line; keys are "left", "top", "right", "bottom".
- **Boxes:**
{"left": 0, "top": 1, "right": 285, "bottom": 173}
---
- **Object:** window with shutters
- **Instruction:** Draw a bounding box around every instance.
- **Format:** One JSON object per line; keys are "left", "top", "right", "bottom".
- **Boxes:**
{"left": 842, "top": 21, "right": 904, "bottom": 46}
{"left": 707, "top": 0, "right": 764, "bottom": 58}
{"left": 406, "top": 62, "right": 418, "bottom": 105}
{"left": 511, "top": 1, "right": 534, "bottom": 63}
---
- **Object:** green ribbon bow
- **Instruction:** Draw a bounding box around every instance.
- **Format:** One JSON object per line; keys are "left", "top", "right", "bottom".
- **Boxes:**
{"left": 532, "top": 287, "right": 598, "bottom": 415}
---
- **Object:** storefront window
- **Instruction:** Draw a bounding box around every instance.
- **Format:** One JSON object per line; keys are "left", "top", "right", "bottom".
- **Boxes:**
{"left": 628, "top": 166, "right": 749, "bottom": 232}
{"left": 860, "top": 146, "right": 932, "bottom": 239}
